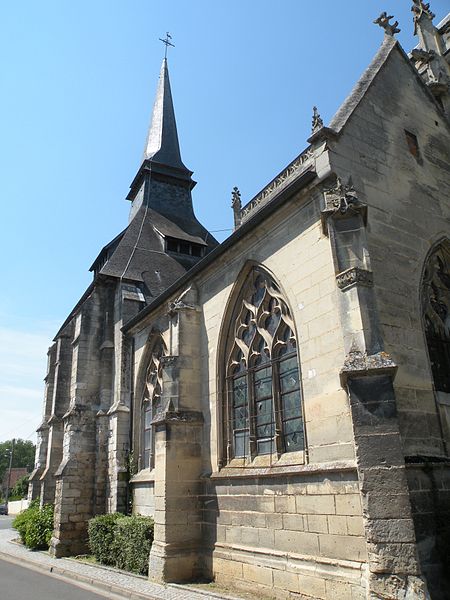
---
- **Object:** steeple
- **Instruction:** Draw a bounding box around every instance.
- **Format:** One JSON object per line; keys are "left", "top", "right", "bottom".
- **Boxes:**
{"left": 126, "top": 56, "right": 196, "bottom": 214}
{"left": 143, "top": 58, "right": 188, "bottom": 172}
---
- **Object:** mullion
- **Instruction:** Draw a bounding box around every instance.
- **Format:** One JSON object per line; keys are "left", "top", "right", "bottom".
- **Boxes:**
{"left": 143, "top": 401, "right": 152, "bottom": 468}
{"left": 279, "top": 354, "right": 304, "bottom": 452}
{"left": 248, "top": 370, "right": 257, "bottom": 458}
{"left": 232, "top": 375, "right": 250, "bottom": 458}
{"left": 272, "top": 360, "right": 284, "bottom": 455}
{"left": 253, "top": 365, "right": 275, "bottom": 455}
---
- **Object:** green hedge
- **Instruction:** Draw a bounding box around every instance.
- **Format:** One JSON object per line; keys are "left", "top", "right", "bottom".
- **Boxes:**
{"left": 88, "top": 513, "right": 154, "bottom": 575}
{"left": 87, "top": 512, "right": 124, "bottom": 566}
{"left": 12, "top": 500, "right": 54, "bottom": 550}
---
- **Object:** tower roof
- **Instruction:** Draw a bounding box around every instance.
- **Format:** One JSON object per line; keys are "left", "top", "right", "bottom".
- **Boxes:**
{"left": 143, "top": 58, "right": 188, "bottom": 171}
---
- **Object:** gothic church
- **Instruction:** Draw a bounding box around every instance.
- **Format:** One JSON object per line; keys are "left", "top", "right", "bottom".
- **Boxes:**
{"left": 30, "top": 4, "right": 450, "bottom": 599}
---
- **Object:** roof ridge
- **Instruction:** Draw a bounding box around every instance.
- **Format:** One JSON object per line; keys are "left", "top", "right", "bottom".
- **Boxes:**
{"left": 328, "top": 36, "right": 398, "bottom": 133}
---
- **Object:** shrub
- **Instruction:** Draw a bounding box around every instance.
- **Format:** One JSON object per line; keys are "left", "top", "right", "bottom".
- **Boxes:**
{"left": 12, "top": 500, "right": 54, "bottom": 550}
{"left": 24, "top": 504, "right": 54, "bottom": 549}
{"left": 13, "top": 501, "right": 36, "bottom": 543}
{"left": 87, "top": 512, "right": 124, "bottom": 565}
{"left": 87, "top": 513, "right": 154, "bottom": 575}
{"left": 11, "top": 474, "right": 29, "bottom": 499}
{"left": 112, "top": 515, "right": 154, "bottom": 575}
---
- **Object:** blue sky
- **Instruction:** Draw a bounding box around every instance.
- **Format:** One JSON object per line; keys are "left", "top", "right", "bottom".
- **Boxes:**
{"left": 0, "top": 0, "right": 448, "bottom": 443}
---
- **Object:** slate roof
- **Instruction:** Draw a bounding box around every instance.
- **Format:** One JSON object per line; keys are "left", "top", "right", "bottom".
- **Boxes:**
{"left": 143, "top": 58, "right": 189, "bottom": 172}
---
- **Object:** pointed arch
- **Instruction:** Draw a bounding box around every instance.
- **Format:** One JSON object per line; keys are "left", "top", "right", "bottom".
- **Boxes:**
{"left": 421, "top": 238, "right": 450, "bottom": 446}
{"left": 134, "top": 330, "right": 167, "bottom": 471}
{"left": 218, "top": 263, "right": 305, "bottom": 464}
{"left": 422, "top": 239, "right": 450, "bottom": 392}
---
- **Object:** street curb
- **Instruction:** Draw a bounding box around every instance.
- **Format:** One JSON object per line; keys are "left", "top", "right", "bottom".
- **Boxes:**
{"left": 0, "top": 549, "right": 157, "bottom": 599}
{"left": 0, "top": 547, "right": 243, "bottom": 600}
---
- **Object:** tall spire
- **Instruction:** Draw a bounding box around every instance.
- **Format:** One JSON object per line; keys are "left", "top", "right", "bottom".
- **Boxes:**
{"left": 143, "top": 58, "right": 188, "bottom": 171}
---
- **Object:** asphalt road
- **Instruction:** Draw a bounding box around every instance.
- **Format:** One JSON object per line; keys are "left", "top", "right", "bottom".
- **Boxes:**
{"left": 0, "top": 556, "right": 129, "bottom": 600}
{"left": 0, "top": 517, "right": 128, "bottom": 600}
{"left": 0, "top": 515, "right": 13, "bottom": 529}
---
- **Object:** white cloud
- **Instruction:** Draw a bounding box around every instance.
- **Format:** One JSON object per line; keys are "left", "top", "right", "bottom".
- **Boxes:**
{"left": 0, "top": 325, "right": 55, "bottom": 444}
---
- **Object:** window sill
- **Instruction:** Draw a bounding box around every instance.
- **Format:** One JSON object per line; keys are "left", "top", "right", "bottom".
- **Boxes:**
{"left": 226, "top": 450, "right": 305, "bottom": 469}
{"left": 129, "top": 469, "right": 155, "bottom": 484}
{"left": 209, "top": 459, "right": 357, "bottom": 479}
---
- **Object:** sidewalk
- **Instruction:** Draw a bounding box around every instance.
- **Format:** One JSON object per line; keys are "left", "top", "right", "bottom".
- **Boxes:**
{"left": 0, "top": 527, "right": 242, "bottom": 600}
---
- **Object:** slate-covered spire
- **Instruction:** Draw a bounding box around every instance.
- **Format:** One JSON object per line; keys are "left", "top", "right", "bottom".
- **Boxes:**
{"left": 143, "top": 58, "right": 188, "bottom": 172}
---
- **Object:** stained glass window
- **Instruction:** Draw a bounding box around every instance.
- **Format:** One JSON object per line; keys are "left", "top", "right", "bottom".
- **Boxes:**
{"left": 226, "top": 267, "right": 305, "bottom": 460}
{"left": 423, "top": 244, "right": 450, "bottom": 393}
{"left": 142, "top": 340, "right": 164, "bottom": 469}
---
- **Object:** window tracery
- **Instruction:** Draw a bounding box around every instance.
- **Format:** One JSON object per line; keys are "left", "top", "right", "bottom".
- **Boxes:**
{"left": 423, "top": 244, "right": 450, "bottom": 393}
{"left": 142, "top": 339, "right": 165, "bottom": 469}
{"left": 225, "top": 267, "right": 305, "bottom": 461}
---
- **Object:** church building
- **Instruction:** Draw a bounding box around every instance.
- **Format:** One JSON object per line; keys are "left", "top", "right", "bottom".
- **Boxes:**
{"left": 30, "top": 4, "right": 450, "bottom": 599}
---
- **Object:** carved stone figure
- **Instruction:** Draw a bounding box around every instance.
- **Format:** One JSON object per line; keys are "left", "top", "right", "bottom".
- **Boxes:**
{"left": 374, "top": 12, "right": 401, "bottom": 36}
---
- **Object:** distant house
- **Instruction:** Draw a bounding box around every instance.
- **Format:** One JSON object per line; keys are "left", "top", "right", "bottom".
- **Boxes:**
{"left": 2, "top": 467, "right": 28, "bottom": 496}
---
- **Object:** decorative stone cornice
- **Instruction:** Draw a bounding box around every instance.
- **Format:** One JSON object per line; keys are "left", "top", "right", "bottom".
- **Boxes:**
{"left": 321, "top": 176, "right": 367, "bottom": 234}
{"left": 340, "top": 347, "right": 397, "bottom": 385}
{"left": 336, "top": 267, "right": 374, "bottom": 291}
{"left": 240, "top": 147, "right": 314, "bottom": 222}
{"left": 152, "top": 409, "right": 204, "bottom": 426}
{"left": 374, "top": 12, "right": 401, "bottom": 37}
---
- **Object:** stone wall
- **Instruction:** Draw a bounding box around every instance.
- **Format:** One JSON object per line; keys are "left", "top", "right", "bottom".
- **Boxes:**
{"left": 328, "top": 45, "right": 450, "bottom": 459}
{"left": 129, "top": 184, "right": 367, "bottom": 596}
{"left": 406, "top": 463, "right": 450, "bottom": 599}
{"left": 203, "top": 469, "right": 366, "bottom": 599}
{"left": 327, "top": 42, "right": 450, "bottom": 597}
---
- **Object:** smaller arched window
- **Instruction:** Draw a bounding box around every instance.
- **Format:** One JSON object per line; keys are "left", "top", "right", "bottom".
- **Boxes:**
{"left": 423, "top": 243, "right": 450, "bottom": 394}
{"left": 142, "top": 339, "right": 164, "bottom": 469}
{"left": 224, "top": 267, "right": 305, "bottom": 461}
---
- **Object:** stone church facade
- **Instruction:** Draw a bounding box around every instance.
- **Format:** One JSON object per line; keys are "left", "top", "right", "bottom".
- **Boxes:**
{"left": 30, "top": 5, "right": 450, "bottom": 599}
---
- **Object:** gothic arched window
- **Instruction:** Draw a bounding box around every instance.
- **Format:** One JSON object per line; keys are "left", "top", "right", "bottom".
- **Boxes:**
{"left": 142, "top": 339, "right": 164, "bottom": 469}
{"left": 224, "top": 267, "right": 305, "bottom": 461}
{"left": 422, "top": 243, "right": 450, "bottom": 394}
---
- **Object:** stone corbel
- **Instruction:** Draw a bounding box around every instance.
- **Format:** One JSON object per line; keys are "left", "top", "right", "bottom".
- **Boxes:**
{"left": 336, "top": 267, "right": 374, "bottom": 291}
{"left": 167, "top": 286, "right": 199, "bottom": 317}
{"left": 411, "top": 47, "right": 435, "bottom": 64}
{"left": 160, "top": 355, "right": 178, "bottom": 368}
{"left": 321, "top": 176, "right": 367, "bottom": 235}
{"left": 340, "top": 345, "right": 397, "bottom": 386}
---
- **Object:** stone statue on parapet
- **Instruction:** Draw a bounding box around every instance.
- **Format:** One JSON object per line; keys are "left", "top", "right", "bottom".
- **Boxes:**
{"left": 231, "top": 187, "right": 242, "bottom": 230}
{"left": 411, "top": 1, "right": 435, "bottom": 21}
{"left": 311, "top": 106, "right": 324, "bottom": 134}
{"left": 374, "top": 12, "right": 401, "bottom": 36}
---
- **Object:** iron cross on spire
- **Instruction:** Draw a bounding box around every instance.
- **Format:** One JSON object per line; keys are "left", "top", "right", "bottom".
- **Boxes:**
{"left": 159, "top": 32, "right": 175, "bottom": 59}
